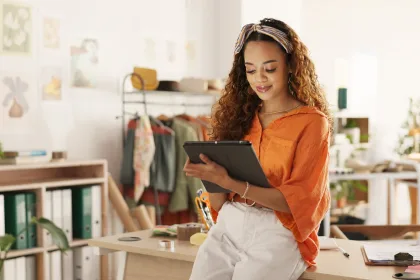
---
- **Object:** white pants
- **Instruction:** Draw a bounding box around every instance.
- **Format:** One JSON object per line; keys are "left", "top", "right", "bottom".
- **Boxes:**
{"left": 189, "top": 201, "right": 307, "bottom": 280}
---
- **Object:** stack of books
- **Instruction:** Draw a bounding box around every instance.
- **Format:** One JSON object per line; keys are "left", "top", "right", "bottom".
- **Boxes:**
{"left": 0, "top": 150, "right": 50, "bottom": 165}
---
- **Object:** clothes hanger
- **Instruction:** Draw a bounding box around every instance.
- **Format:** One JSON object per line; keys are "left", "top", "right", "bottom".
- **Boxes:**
{"left": 150, "top": 115, "right": 174, "bottom": 135}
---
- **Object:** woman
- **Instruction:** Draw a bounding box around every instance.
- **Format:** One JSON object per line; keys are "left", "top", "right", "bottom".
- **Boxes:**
{"left": 184, "top": 18, "right": 332, "bottom": 280}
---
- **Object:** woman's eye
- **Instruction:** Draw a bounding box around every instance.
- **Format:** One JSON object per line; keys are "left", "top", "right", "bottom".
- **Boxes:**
{"left": 246, "top": 70, "right": 256, "bottom": 74}
{"left": 266, "top": 68, "right": 277, "bottom": 73}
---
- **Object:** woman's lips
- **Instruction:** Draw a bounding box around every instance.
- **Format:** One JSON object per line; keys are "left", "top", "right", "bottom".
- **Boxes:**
{"left": 256, "top": 85, "right": 272, "bottom": 93}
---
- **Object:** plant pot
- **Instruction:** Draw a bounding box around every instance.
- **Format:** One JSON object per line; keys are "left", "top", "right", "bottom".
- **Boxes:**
{"left": 337, "top": 197, "right": 347, "bottom": 208}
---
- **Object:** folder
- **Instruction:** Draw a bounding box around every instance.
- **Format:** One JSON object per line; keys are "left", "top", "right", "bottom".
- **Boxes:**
{"left": 91, "top": 185, "right": 102, "bottom": 238}
{"left": 74, "top": 246, "right": 93, "bottom": 279}
{"left": 25, "top": 192, "right": 37, "bottom": 248}
{"left": 5, "top": 193, "right": 27, "bottom": 249}
{"left": 62, "top": 250, "right": 73, "bottom": 280}
{"left": 62, "top": 189, "right": 73, "bottom": 242}
{"left": 50, "top": 251, "right": 62, "bottom": 280}
{"left": 72, "top": 187, "right": 92, "bottom": 239}
{"left": 48, "top": 250, "right": 61, "bottom": 280}
{"left": 52, "top": 190, "right": 63, "bottom": 230}
{"left": 44, "top": 191, "right": 53, "bottom": 246}
{"left": 362, "top": 242, "right": 420, "bottom": 266}
{"left": 0, "top": 258, "right": 15, "bottom": 280}
{"left": 25, "top": 255, "right": 36, "bottom": 280}
{"left": 15, "top": 256, "right": 26, "bottom": 280}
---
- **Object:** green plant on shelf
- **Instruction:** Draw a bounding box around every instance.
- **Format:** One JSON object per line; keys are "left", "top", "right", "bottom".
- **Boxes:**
{"left": 344, "top": 119, "right": 358, "bottom": 129}
{"left": 0, "top": 141, "right": 4, "bottom": 159}
{"left": 0, "top": 217, "right": 69, "bottom": 273}
{"left": 330, "top": 180, "right": 368, "bottom": 202}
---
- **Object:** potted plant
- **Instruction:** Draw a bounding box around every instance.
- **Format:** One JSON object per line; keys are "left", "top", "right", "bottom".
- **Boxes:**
{"left": 0, "top": 141, "right": 4, "bottom": 159}
{"left": 342, "top": 119, "right": 360, "bottom": 144}
{"left": 0, "top": 217, "right": 69, "bottom": 272}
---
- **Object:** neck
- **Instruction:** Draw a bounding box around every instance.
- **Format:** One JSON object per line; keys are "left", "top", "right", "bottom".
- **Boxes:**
{"left": 260, "top": 93, "right": 297, "bottom": 114}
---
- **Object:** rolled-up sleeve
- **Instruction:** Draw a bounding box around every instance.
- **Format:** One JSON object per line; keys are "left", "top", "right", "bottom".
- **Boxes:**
{"left": 275, "top": 117, "right": 330, "bottom": 242}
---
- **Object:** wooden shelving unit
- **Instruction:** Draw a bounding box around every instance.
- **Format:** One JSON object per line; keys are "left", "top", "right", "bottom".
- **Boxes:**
{"left": 0, "top": 159, "right": 108, "bottom": 280}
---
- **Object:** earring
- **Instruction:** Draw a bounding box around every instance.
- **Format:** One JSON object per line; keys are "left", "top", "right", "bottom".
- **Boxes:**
{"left": 288, "top": 74, "right": 295, "bottom": 96}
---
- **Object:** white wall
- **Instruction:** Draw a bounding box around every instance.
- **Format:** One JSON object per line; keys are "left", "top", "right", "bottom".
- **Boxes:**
{"left": 0, "top": 1, "right": 220, "bottom": 278}
{"left": 300, "top": 0, "right": 420, "bottom": 224}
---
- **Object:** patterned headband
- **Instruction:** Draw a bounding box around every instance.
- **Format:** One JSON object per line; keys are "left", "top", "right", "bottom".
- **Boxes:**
{"left": 234, "top": 23, "right": 293, "bottom": 55}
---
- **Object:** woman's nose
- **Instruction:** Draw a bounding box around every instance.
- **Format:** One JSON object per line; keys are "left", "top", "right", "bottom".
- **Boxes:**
{"left": 254, "top": 71, "right": 267, "bottom": 83}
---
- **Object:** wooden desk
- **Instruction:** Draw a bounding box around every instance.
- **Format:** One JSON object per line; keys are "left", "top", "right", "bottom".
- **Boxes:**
{"left": 88, "top": 229, "right": 408, "bottom": 280}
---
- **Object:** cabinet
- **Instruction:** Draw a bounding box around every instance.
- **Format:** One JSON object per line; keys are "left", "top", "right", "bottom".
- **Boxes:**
{"left": 0, "top": 159, "right": 108, "bottom": 280}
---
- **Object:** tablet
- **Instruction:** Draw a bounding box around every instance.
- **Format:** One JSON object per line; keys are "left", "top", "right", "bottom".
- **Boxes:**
{"left": 183, "top": 140, "right": 271, "bottom": 193}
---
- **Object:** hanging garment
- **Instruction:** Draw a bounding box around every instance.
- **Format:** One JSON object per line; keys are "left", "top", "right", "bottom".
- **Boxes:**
{"left": 168, "top": 117, "right": 204, "bottom": 214}
{"left": 176, "top": 114, "right": 205, "bottom": 141}
{"left": 133, "top": 115, "right": 156, "bottom": 201}
{"left": 149, "top": 121, "right": 176, "bottom": 192}
{"left": 120, "top": 119, "right": 137, "bottom": 186}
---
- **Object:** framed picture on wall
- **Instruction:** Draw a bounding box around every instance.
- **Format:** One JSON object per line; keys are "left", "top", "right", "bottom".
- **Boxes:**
{"left": 0, "top": 2, "right": 32, "bottom": 56}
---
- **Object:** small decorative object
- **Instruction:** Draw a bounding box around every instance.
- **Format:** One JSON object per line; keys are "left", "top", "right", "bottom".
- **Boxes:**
{"left": 51, "top": 151, "right": 67, "bottom": 162}
{"left": 338, "top": 88, "right": 347, "bottom": 110}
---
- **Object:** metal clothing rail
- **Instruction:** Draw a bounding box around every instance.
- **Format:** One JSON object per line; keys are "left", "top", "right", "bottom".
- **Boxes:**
{"left": 118, "top": 72, "right": 216, "bottom": 226}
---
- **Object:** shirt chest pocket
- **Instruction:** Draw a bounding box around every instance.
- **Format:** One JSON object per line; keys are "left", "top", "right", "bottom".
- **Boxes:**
{"left": 264, "top": 137, "right": 296, "bottom": 183}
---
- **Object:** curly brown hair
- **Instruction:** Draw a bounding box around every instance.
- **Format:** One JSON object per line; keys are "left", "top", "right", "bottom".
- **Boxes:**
{"left": 210, "top": 18, "right": 333, "bottom": 141}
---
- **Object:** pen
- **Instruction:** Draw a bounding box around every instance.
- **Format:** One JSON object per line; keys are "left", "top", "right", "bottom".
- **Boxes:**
{"left": 338, "top": 246, "right": 350, "bottom": 258}
{"left": 333, "top": 238, "right": 350, "bottom": 258}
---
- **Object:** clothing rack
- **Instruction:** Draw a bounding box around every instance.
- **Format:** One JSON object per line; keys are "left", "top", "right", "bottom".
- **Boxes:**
{"left": 119, "top": 72, "right": 217, "bottom": 226}
{"left": 120, "top": 72, "right": 216, "bottom": 145}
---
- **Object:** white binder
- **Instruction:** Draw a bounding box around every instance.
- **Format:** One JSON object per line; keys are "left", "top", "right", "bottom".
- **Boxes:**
{"left": 62, "top": 250, "right": 73, "bottom": 280}
{"left": 44, "top": 191, "right": 53, "bottom": 246}
{"left": 61, "top": 189, "right": 73, "bottom": 242}
{"left": 52, "top": 190, "right": 63, "bottom": 230}
{"left": 91, "top": 185, "right": 102, "bottom": 238}
{"left": 1, "top": 258, "right": 15, "bottom": 280}
{"left": 44, "top": 250, "right": 50, "bottom": 280}
{"left": 50, "top": 251, "right": 62, "bottom": 280}
{"left": 15, "top": 257, "right": 26, "bottom": 280}
{"left": 25, "top": 255, "right": 36, "bottom": 280}
{"left": 93, "top": 251, "right": 100, "bottom": 280}
{"left": 74, "top": 246, "right": 93, "bottom": 280}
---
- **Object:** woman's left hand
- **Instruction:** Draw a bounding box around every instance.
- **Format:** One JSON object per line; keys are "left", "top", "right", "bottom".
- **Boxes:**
{"left": 183, "top": 154, "right": 229, "bottom": 187}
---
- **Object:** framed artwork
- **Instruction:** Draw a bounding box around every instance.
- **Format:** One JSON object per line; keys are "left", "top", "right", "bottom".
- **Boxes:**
{"left": 0, "top": 2, "right": 32, "bottom": 55}
{"left": 0, "top": 72, "right": 38, "bottom": 133}
{"left": 70, "top": 38, "right": 99, "bottom": 88}
{"left": 40, "top": 67, "right": 62, "bottom": 100}
{"left": 43, "top": 17, "right": 60, "bottom": 49}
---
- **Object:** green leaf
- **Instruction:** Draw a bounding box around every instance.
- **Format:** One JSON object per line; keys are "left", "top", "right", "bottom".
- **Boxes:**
{"left": 31, "top": 217, "right": 69, "bottom": 252}
{"left": 0, "top": 234, "right": 15, "bottom": 252}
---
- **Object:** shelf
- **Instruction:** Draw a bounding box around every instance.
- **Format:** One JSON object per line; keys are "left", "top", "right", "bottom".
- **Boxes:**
{"left": 0, "top": 159, "right": 107, "bottom": 172}
{"left": 47, "top": 239, "right": 89, "bottom": 252}
{"left": 0, "top": 177, "right": 105, "bottom": 191}
{"left": 123, "top": 90, "right": 220, "bottom": 97}
{"left": 330, "top": 171, "right": 418, "bottom": 181}
{"left": 4, "top": 247, "right": 44, "bottom": 259}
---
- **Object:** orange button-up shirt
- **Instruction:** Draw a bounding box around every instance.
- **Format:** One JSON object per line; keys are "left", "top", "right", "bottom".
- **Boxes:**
{"left": 212, "top": 106, "right": 331, "bottom": 267}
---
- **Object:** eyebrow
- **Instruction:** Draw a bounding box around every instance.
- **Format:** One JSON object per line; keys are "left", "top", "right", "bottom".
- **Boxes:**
{"left": 245, "top": 59, "right": 278, "bottom": 65}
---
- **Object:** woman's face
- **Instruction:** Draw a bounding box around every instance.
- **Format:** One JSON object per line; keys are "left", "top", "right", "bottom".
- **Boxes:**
{"left": 243, "top": 40, "right": 289, "bottom": 101}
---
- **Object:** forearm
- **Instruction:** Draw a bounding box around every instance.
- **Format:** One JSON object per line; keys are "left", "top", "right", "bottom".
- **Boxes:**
{"left": 208, "top": 193, "right": 227, "bottom": 212}
{"left": 222, "top": 176, "right": 291, "bottom": 213}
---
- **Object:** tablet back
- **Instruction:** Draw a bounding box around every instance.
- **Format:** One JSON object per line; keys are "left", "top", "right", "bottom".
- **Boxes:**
{"left": 183, "top": 141, "right": 271, "bottom": 193}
